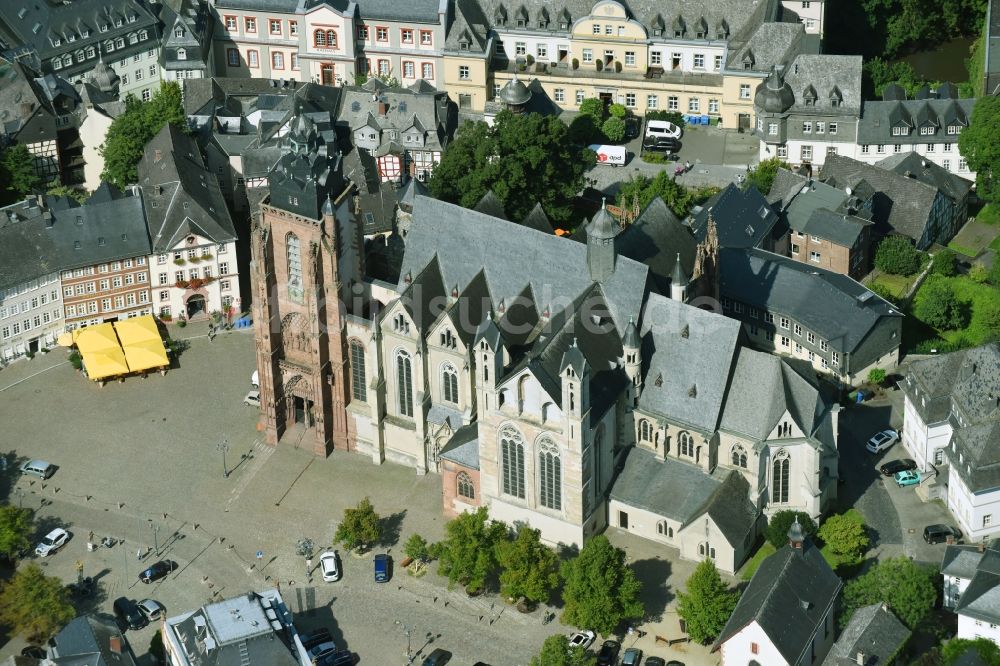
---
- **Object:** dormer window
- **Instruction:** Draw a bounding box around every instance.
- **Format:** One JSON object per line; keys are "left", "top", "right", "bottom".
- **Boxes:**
{"left": 516, "top": 18, "right": 525, "bottom": 27}
{"left": 52, "top": 37, "right": 61, "bottom": 47}
{"left": 653, "top": 28, "right": 662, "bottom": 36}
{"left": 174, "top": 27, "right": 184, "bottom": 37}
{"left": 176, "top": 48, "right": 187, "bottom": 60}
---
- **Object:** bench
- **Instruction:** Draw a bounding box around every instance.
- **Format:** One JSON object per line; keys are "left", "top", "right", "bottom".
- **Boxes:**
{"left": 655, "top": 635, "right": 668, "bottom": 646}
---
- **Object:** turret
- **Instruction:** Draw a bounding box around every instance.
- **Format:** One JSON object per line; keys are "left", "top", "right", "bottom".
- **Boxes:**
{"left": 623, "top": 317, "right": 641, "bottom": 389}
{"left": 586, "top": 199, "right": 621, "bottom": 282}
{"left": 670, "top": 253, "right": 688, "bottom": 302}
{"left": 560, "top": 338, "right": 589, "bottom": 423}
{"left": 474, "top": 313, "right": 504, "bottom": 412}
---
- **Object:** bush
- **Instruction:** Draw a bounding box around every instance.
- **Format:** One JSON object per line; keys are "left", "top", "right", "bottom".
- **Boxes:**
{"left": 915, "top": 278, "right": 968, "bottom": 330}
{"left": 608, "top": 103, "right": 627, "bottom": 119}
{"left": 875, "top": 236, "right": 921, "bottom": 276}
{"left": 931, "top": 249, "right": 958, "bottom": 276}
{"left": 68, "top": 351, "right": 83, "bottom": 370}
{"left": 614, "top": 60, "right": 622, "bottom": 72}
{"left": 578, "top": 98, "right": 603, "bottom": 121}
{"left": 868, "top": 368, "right": 887, "bottom": 385}
{"left": 595, "top": 60, "right": 603, "bottom": 71}
{"left": 645, "top": 110, "right": 686, "bottom": 127}
{"left": 868, "top": 281, "right": 900, "bottom": 306}
{"left": 602, "top": 117, "right": 626, "bottom": 143}
{"left": 818, "top": 511, "right": 869, "bottom": 559}
{"left": 572, "top": 58, "right": 579, "bottom": 69}
{"left": 766, "top": 510, "right": 817, "bottom": 549}
{"left": 970, "top": 263, "right": 989, "bottom": 283}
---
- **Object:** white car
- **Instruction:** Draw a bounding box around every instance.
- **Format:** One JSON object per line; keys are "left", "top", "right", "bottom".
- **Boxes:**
{"left": 35, "top": 528, "right": 69, "bottom": 557}
{"left": 251, "top": 369, "right": 259, "bottom": 389}
{"left": 243, "top": 390, "right": 260, "bottom": 407}
{"left": 137, "top": 599, "right": 165, "bottom": 622}
{"left": 319, "top": 551, "right": 340, "bottom": 582}
{"left": 645, "top": 119, "right": 683, "bottom": 140}
{"left": 866, "top": 429, "right": 899, "bottom": 454}
{"left": 568, "top": 630, "right": 595, "bottom": 650}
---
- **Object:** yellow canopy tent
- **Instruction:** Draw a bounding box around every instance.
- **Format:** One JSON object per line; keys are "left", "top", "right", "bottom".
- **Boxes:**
{"left": 114, "top": 316, "right": 168, "bottom": 373}
{"left": 82, "top": 350, "right": 131, "bottom": 380}
{"left": 74, "top": 323, "right": 129, "bottom": 381}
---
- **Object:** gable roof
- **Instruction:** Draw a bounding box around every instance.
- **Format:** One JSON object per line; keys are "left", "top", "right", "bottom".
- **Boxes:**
{"left": 822, "top": 604, "right": 910, "bottom": 666}
{"left": 48, "top": 614, "right": 138, "bottom": 666}
{"left": 692, "top": 184, "right": 779, "bottom": 249}
{"left": 767, "top": 167, "right": 809, "bottom": 208}
{"left": 719, "top": 247, "right": 902, "bottom": 355}
{"left": 609, "top": 446, "right": 723, "bottom": 525}
{"left": 876, "top": 152, "right": 973, "bottom": 204}
{"left": 715, "top": 537, "right": 842, "bottom": 663}
{"left": 609, "top": 197, "right": 698, "bottom": 295}
{"left": 638, "top": 293, "right": 741, "bottom": 432}
{"left": 445, "top": 0, "right": 491, "bottom": 53}
{"left": 783, "top": 180, "right": 870, "bottom": 247}
{"left": 783, "top": 54, "right": 863, "bottom": 114}
{"left": 956, "top": 539, "right": 1000, "bottom": 624}
{"left": 857, "top": 97, "right": 975, "bottom": 146}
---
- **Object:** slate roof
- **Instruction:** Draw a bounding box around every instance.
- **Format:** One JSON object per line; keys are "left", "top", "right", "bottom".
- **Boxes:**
{"left": 857, "top": 98, "right": 975, "bottom": 146}
{"left": 767, "top": 167, "right": 810, "bottom": 208}
{"left": 956, "top": 539, "right": 1000, "bottom": 624}
{"left": 783, "top": 180, "right": 870, "bottom": 247}
{"left": 719, "top": 248, "right": 901, "bottom": 354}
{"left": 876, "top": 152, "right": 973, "bottom": 204}
{"left": 820, "top": 154, "right": 943, "bottom": 244}
{"left": 705, "top": 471, "right": 759, "bottom": 547}
{"left": 473, "top": 190, "right": 508, "bottom": 220}
{"left": 638, "top": 293, "right": 741, "bottom": 432}
{"left": 726, "top": 20, "right": 805, "bottom": 72}
{"left": 343, "top": 149, "right": 399, "bottom": 236}
{"left": 213, "top": 0, "right": 303, "bottom": 11}
{"left": 48, "top": 614, "right": 138, "bottom": 666}
{"left": 399, "top": 196, "right": 650, "bottom": 337}
{"left": 943, "top": 544, "right": 986, "bottom": 580}
{"left": 610, "top": 446, "right": 723, "bottom": 524}
{"left": 720, "top": 346, "right": 837, "bottom": 451}
{"left": 691, "top": 184, "right": 778, "bottom": 250}
{"left": 353, "top": 0, "right": 442, "bottom": 23}
{"left": 137, "top": 124, "right": 238, "bottom": 253}
{"left": 338, "top": 80, "right": 453, "bottom": 153}
{"left": 823, "top": 604, "right": 910, "bottom": 666}
{"left": 715, "top": 537, "right": 842, "bottom": 663}
{"left": 0, "top": 62, "right": 59, "bottom": 144}
{"left": 438, "top": 423, "right": 480, "bottom": 470}
{"left": 946, "top": 344, "right": 1000, "bottom": 493}
{"left": 782, "top": 55, "right": 863, "bottom": 114}
{"left": 445, "top": 0, "right": 491, "bottom": 53}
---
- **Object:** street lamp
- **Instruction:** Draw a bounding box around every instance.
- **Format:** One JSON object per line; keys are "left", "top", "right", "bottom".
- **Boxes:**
{"left": 149, "top": 520, "right": 161, "bottom": 556}
{"left": 217, "top": 439, "right": 230, "bottom": 478}
{"left": 394, "top": 621, "right": 413, "bottom": 664}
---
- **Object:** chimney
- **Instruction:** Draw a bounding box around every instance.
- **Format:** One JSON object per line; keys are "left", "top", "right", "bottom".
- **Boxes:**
{"left": 154, "top": 149, "right": 162, "bottom": 163}
{"left": 378, "top": 102, "right": 389, "bottom": 116}
{"left": 979, "top": 541, "right": 986, "bottom": 553}
{"left": 109, "top": 636, "right": 122, "bottom": 654}
{"left": 856, "top": 651, "right": 865, "bottom": 665}
{"left": 20, "top": 101, "right": 33, "bottom": 119}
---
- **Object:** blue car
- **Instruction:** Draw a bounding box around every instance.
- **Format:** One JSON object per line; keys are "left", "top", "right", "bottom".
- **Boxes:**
{"left": 894, "top": 470, "right": 921, "bottom": 487}
{"left": 374, "top": 553, "right": 390, "bottom": 583}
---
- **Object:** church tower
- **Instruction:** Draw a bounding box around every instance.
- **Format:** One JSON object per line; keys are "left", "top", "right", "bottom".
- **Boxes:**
{"left": 251, "top": 108, "right": 361, "bottom": 455}
{"left": 586, "top": 200, "right": 621, "bottom": 282}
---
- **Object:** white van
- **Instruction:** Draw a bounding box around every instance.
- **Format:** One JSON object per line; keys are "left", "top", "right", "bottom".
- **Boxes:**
{"left": 251, "top": 369, "right": 259, "bottom": 388}
{"left": 588, "top": 144, "right": 626, "bottom": 166}
{"left": 645, "top": 120, "right": 683, "bottom": 140}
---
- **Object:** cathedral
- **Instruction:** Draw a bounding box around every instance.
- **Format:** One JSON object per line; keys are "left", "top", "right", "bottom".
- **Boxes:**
{"left": 251, "top": 110, "right": 839, "bottom": 569}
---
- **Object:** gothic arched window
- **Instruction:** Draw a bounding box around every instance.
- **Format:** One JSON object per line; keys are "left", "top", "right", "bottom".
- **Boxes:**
{"left": 732, "top": 444, "right": 748, "bottom": 468}
{"left": 679, "top": 431, "right": 693, "bottom": 457}
{"left": 396, "top": 349, "right": 413, "bottom": 417}
{"left": 772, "top": 449, "right": 790, "bottom": 504}
{"left": 350, "top": 339, "right": 366, "bottom": 401}
{"left": 286, "top": 233, "right": 303, "bottom": 303}
{"left": 456, "top": 472, "right": 474, "bottom": 499}
{"left": 538, "top": 439, "right": 561, "bottom": 511}
{"left": 639, "top": 419, "right": 651, "bottom": 442}
{"left": 500, "top": 426, "right": 525, "bottom": 499}
{"left": 442, "top": 363, "right": 459, "bottom": 404}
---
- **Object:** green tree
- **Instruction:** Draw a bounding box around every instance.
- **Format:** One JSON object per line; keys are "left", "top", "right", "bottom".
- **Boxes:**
{"left": 578, "top": 98, "right": 604, "bottom": 122}
{"left": 560, "top": 535, "right": 644, "bottom": 635}
{"left": 429, "top": 111, "right": 595, "bottom": 226}
{"left": 677, "top": 559, "right": 740, "bottom": 644}
{"left": 333, "top": 497, "right": 381, "bottom": 552}
{"left": 818, "top": 512, "right": 870, "bottom": 559}
{"left": 942, "top": 637, "right": 1000, "bottom": 665}
{"left": 0, "top": 563, "right": 75, "bottom": 642}
{"left": 875, "top": 235, "right": 922, "bottom": 276}
{"left": 602, "top": 116, "right": 626, "bottom": 143}
{"left": 0, "top": 505, "right": 34, "bottom": 562}
{"left": 0, "top": 144, "right": 43, "bottom": 205}
{"left": 931, "top": 249, "right": 958, "bottom": 276}
{"left": 980, "top": 301, "right": 1000, "bottom": 337}
{"left": 842, "top": 557, "right": 937, "bottom": 629}
{"left": 608, "top": 103, "right": 627, "bottom": 119}
{"left": 403, "top": 533, "right": 430, "bottom": 563}
{"left": 766, "top": 511, "right": 818, "bottom": 549}
{"left": 969, "top": 263, "right": 989, "bottom": 283}
{"left": 497, "top": 525, "right": 559, "bottom": 605}
{"left": 100, "top": 82, "right": 187, "bottom": 190}
{"left": 744, "top": 157, "right": 788, "bottom": 195}
{"left": 868, "top": 368, "right": 887, "bottom": 385}
{"left": 616, "top": 171, "right": 693, "bottom": 218}
{"left": 959, "top": 96, "right": 1000, "bottom": 203}
{"left": 530, "top": 634, "right": 596, "bottom": 666}
{"left": 432, "top": 507, "right": 507, "bottom": 594}
{"left": 46, "top": 184, "right": 89, "bottom": 204}
{"left": 915, "top": 278, "right": 967, "bottom": 330}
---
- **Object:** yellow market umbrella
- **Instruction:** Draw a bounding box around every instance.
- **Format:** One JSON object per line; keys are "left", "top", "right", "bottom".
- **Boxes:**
{"left": 83, "top": 349, "right": 130, "bottom": 381}
{"left": 121, "top": 339, "right": 168, "bottom": 373}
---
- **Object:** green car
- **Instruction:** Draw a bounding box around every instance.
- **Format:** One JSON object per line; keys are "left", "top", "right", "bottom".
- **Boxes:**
{"left": 894, "top": 470, "right": 921, "bottom": 487}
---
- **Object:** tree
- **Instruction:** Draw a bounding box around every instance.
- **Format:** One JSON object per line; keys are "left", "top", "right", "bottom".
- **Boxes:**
{"left": 602, "top": 116, "right": 626, "bottom": 143}
{"left": 915, "top": 278, "right": 967, "bottom": 330}
{"left": 530, "top": 634, "right": 596, "bottom": 666}
{"left": 497, "top": 525, "right": 560, "bottom": 605}
{"left": 560, "top": 535, "right": 644, "bottom": 635}
{"left": 578, "top": 98, "right": 604, "bottom": 122}
{"left": 0, "top": 144, "right": 43, "bottom": 205}
{"left": 931, "top": 249, "right": 958, "bottom": 276}
{"left": 0, "top": 563, "right": 75, "bottom": 642}
{"left": 616, "top": 171, "right": 693, "bottom": 218}
{"left": 766, "top": 511, "right": 818, "bottom": 549}
{"left": 868, "top": 368, "right": 887, "bottom": 385}
{"left": 0, "top": 505, "right": 34, "bottom": 561}
{"left": 676, "top": 559, "right": 740, "bottom": 644}
{"left": 428, "top": 111, "right": 595, "bottom": 226}
{"left": 100, "top": 82, "right": 187, "bottom": 190}
{"left": 959, "top": 95, "right": 1000, "bottom": 202}
{"left": 842, "top": 557, "right": 937, "bottom": 629}
{"left": 980, "top": 301, "right": 1000, "bottom": 338}
{"left": 46, "top": 184, "right": 89, "bottom": 204}
{"left": 969, "top": 263, "right": 989, "bottom": 283}
{"left": 817, "top": 512, "right": 870, "bottom": 559}
{"left": 875, "top": 235, "right": 922, "bottom": 275}
{"left": 403, "top": 533, "right": 430, "bottom": 564}
{"left": 432, "top": 507, "right": 507, "bottom": 593}
{"left": 333, "top": 497, "right": 381, "bottom": 552}
{"left": 744, "top": 157, "right": 788, "bottom": 195}
{"left": 608, "top": 103, "right": 627, "bottom": 119}
{"left": 942, "top": 638, "right": 1000, "bottom": 665}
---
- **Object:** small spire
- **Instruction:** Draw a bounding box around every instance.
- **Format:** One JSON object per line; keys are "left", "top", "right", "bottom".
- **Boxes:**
{"left": 788, "top": 516, "right": 805, "bottom": 551}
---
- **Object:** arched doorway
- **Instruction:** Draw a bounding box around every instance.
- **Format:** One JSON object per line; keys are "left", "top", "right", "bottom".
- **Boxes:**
{"left": 186, "top": 294, "right": 206, "bottom": 318}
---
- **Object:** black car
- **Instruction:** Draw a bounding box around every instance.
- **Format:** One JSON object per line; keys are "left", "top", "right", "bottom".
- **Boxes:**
{"left": 21, "top": 646, "right": 46, "bottom": 659}
{"left": 113, "top": 597, "right": 148, "bottom": 631}
{"left": 300, "top": 627, "right": 333, "bottom": 652}
{"left": 596, "top": 640, "right": 621, "bottom": 666}
{"left": 924, "top": 524, "right": 962, "bottom": 544}
{"left": 139, "top": 559, "right": 178, "bottom": 584}
{"left": 421, "top": 648, "right": 451, "bottom": 666}
{"left": 879, "top": 458, "right": 917, "bottom": 476}
{"left": 642, "top": 137, "right": 681, "bottom": 152}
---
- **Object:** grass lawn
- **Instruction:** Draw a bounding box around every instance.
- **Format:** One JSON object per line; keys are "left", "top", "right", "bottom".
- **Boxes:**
{"left": 866, "top": 254, "right": 930, "bottom": 300}
{"left": 911, "top": 274, "right": 1000, "bottom": 346}
{"left": 949, "top": 217, "right": 1000, "bottom": 258}
{"left": 739, "top": 542, "right": 775, "bottom": 581}
{"left": 978, "top": 203, "right": 1000, "bottom": 226}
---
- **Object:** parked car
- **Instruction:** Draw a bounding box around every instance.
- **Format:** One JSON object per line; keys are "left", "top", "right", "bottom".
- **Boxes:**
{"left": 138, "top": 598, "right": 165, "bottom": 622}
{"left": 924, "top": 524, "right": 962, "bottom": 544}
{"left": 568, "top": 630, "right": 595, "bottom": 650}
{"left": 20, "top": 646, "right": 46, "bottom": 659}
{"left": 251, "top": 369, "right": 259, "bottom": 388}
{"left": 35, "top": 528, "right": 69, "bottom": 557}
{"left": 139, "top": 559, "right": 178, "bottom": 583}
{"left": 374, "top": 553, "right": 390, "bottom": 583}
{"left": 20, "top": 459, "right": 55, "bottom": 479}
{"left": 300, "top": 627, "right": 333, "bottom": 652}
{"left": 622, "top": 647, "right": 643, "bottom": 665}
{"left": 880, "top": 458, "right": 917, "bottom": 476}
{"left": 421, "top": 648, "right": 452, "bottom": 666}
{"left": 596, "top": 640, "right": 621, "bottom": 666}
{"left": 642, "top": 659, "right": 667, "bottom": 666}
{"left": 244, "top": 390, "right": 261, "bottom": 407}
{"left": 319, "top": 551, "right": 340, "bottom": 582}
{"left": 645, "top": 119, "right": 683, "bottom": 140}
{"left": 894, "top": 470, "right": 921, "bottom": 487}
{"left": 113, "top": 597, "right": 147, "bottom": 631}
{"left": 866, "top": 429, "right": 899, "bottom": 454}
{"left": 642, "top": 136, "right": 682, "bottom": 152}
{"left": 308, "top": 642, "right": 338, "bottom": 662}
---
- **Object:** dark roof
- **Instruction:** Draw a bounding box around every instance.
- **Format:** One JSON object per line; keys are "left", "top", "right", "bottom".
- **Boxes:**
{"left": 438, "top": 423, "right": 480, "bottom": 470}
{"left": 876, "top": 152, "right": 973, "bottom": 204}
{"left": 609, "top": 446, "right": 724, "bottom": 525}
{"left": 705, "top": 472, "right": 759, "bottom": 547}
{"left": 521, "top": 203, "right": 553, "bottom": 234}
{"left": 719, "top": 248, "right": 902, "bottom": 354}
{"left": 692, "top": 184, "right": 778, "bottom": 249}
{"left": 0, "top": 62, "right": 59, "bottom": 144}
{"left": 445, "top": 0, "right": 491, "bottom": 53}
{"left": 715, "top": 537, "right": 842, "bottom": 663}
{"left": 781, "top": 55, "right": 863, "bottom": 114}
{"left": 49, "top": 614, "right": 138, "bottom": 666}
{"left": 767, "top": 167, "right": 809, "bottom": 208}
{"left": 343, "top": 149, "right": 399, "bottom": 236}
{"left": 473, "top": 190, "right": 507, "bottom": 219}
{"left": 638, "top": 293, "right": 741, "bottom": 433}
{"left": 942, "top": 544, "right": 986, "bottom": 580}
{"left": 857, "top": 98, "right": 975, "bottom": 146}
{"left": 137, "top": 124, "right": 238, "bottom": 252}
{"left": 823, "top": 604, "right": 910, "bottom": 666}
{"left": 354, "top": 0, "right": 443, "bottom": 23}
{"left": 783, "top": 181, "right": 870, "bottom": 247}
{"left": 956, "top": 539, "right": 1000, "bottom": 624}
{"left": 612, "top": 197, "right": 698, "bottom": 295}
